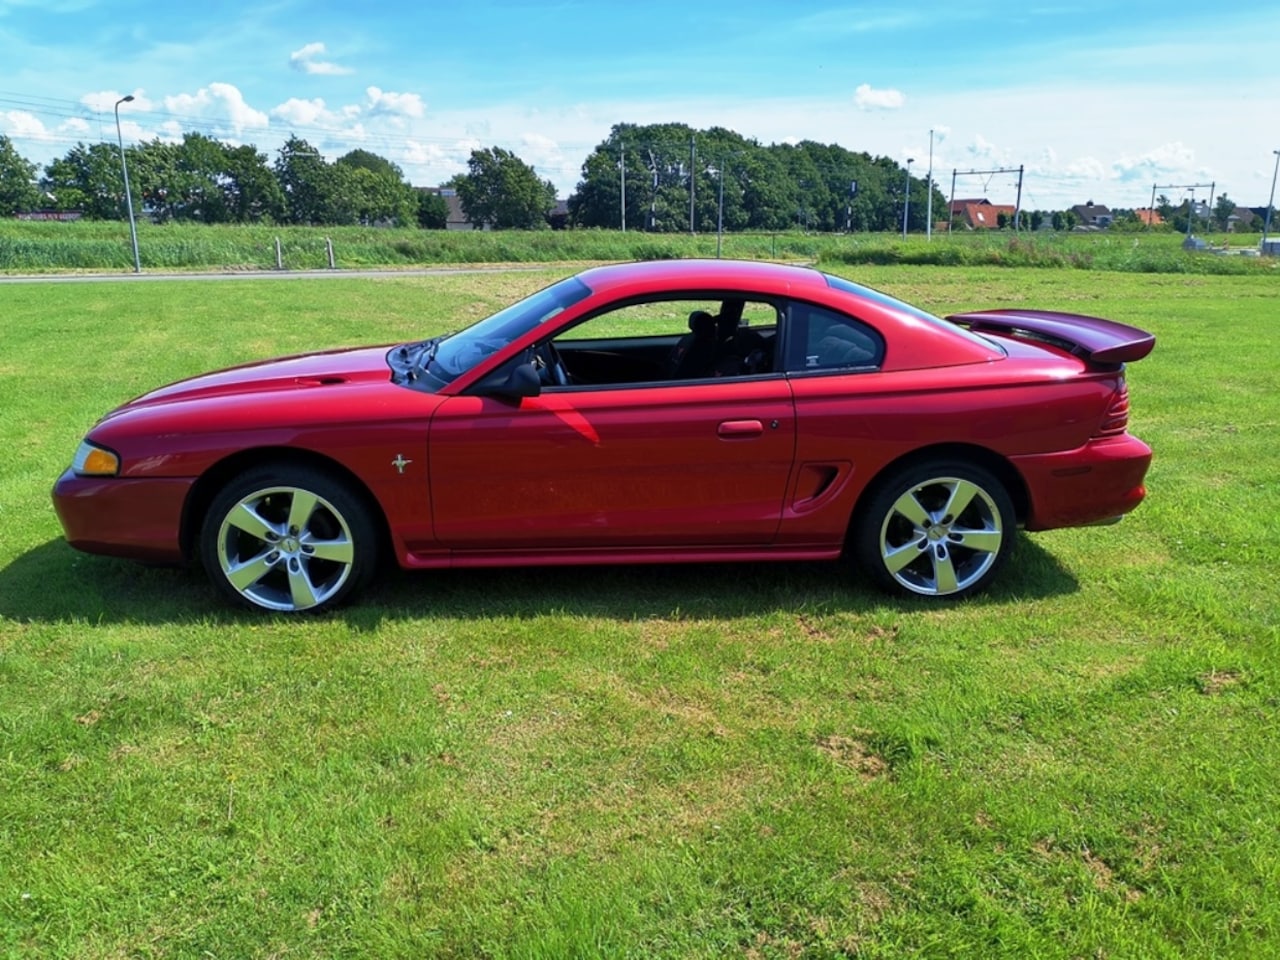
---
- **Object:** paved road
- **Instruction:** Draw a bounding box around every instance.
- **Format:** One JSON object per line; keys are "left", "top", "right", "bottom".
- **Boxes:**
{"left": 0, "top": 265, "right": 562, "bottom": 285}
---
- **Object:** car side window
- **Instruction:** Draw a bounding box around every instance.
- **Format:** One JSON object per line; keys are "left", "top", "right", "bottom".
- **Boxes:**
{"left": 547, "top": 296, "right": 782, "bottom": 387}
{"left": 783, "top": 302, "right": 884, "bottom": 374}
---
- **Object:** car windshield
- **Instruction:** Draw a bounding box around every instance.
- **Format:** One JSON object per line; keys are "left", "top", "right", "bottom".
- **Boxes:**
{"left": 427, "top": 276, "right": 591, "bottom": 384}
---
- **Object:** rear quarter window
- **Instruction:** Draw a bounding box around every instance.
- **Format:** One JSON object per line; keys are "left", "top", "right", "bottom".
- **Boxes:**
{"left": 784, "top": 302, "right": 885, "bottom": 373}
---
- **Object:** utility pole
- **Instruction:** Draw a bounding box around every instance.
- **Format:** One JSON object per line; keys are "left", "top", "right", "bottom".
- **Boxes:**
{"left": 926, "top": 129, "right": 934, "bottom": 241}
{"left": 1262, "top": 149, "right": 1279, "bottom": 250}
{"left": 1014, "top": 164, "right": 1024, "bottom": 231}
{"left": 689, "top": 134, "right": 696, "bottom": 235}
{"left": 114, "top": 95, "right": 141, "bottom": 273}
{"left": 619, "top": 145, "right": 625, "bottom": 232}
{"left": 947, "top": 165, "right": 1025, "bottom": 233}
{"left": 902, "top": 158, "right": 914, "bottom": 238}
{"left": 716, "top": 162, "right": 725, "bottom": 258}
{"left": 647, "top": 149, "right": 658, "bottom": 231}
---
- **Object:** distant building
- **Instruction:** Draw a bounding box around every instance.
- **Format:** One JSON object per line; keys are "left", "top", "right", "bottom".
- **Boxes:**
{"left": 428, "top": 188, "right": 566, "bottom": 230}
{"left": 436, "top": 188, "right": 483, "bottom": 231}
{"left": 547, "top": 198, "right": 570, "bottom": 230}
{"left": 1133, "top": 208, "right": 1164, "bottom": 227}
{"left": 1071, "top": 202, "right": 1113, "bottom": 228}
{"left": 1186, "top": 199, "right": 1213, "bottom": 223}
{"left": 950, "top": 198, "right": 1017, "bottom": 230}
{"left": 1225, "top": 207, "right": 1255, "bottom": 232}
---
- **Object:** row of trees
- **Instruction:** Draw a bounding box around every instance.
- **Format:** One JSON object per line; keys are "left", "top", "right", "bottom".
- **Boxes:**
{"left": 8, "top": 126, "right": 1249, "bottom": 233}
{"left": 0, "top": 125, "right": 946, "bottom": 232}
{"left": 0, "top": 133, "right": 449, "bottom": 228}
{"left": 571, "top": 123, "right": 946, "bottom": 233}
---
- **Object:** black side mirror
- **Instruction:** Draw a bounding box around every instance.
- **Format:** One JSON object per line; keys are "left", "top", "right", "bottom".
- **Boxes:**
{"left": 476, "top": 361, "right": 541, "bottom": 402}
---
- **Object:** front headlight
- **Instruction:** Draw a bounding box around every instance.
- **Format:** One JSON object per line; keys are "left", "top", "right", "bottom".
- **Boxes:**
{"left": 72, "top": 440, "right": 120, "bottom": 477}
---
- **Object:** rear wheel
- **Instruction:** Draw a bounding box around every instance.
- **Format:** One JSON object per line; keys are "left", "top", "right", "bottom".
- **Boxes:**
{"left": 200, "top": 465, "right": 378, "bottom": 613}
{"left": 854, "top": 461, "right": 1015, "bottom": 599}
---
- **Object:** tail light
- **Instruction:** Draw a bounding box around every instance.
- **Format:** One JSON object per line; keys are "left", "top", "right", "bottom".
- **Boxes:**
{"left": 1094, "top": 379, "right": 1130, "bottom": 438}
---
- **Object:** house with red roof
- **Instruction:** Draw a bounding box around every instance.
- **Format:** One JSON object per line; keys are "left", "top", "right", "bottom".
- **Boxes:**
{"left": 950, "top": 198, "right": 1017, "bottom": 230}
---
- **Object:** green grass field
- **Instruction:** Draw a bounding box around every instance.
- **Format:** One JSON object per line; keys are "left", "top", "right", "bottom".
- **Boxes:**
{"left": 2, "top": 219, "right": 1278, "bottom": 275}
{"left": 1, "top": 267, "right": 1278, "bottom": 958}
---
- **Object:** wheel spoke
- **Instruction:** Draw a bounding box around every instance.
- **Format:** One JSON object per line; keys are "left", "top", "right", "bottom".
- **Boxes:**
{"left": 226, "top": 502, "right": 278, "bottom": 542}
{"left": 951, "top": 528, "right": 1002, "bottom": 555}
{"left": 932, "top": 547, "right": 960, "bottom": 594}
{"left": 225, "top": 550, "right": 277, "bottom": 592}
{"left": 884, "top": 540, "right": 926, "bottom": 574}
{"left": 306, "top": 537, "right": 354, "bottom": 563}
{"left": 940, "top": 480, "right": 980, "bottom": 521}
{"left": 890, "top": 489, "right": 931, "bottom": 527}
{"left": 287, "top": 489, "right": 320, "bottom": 534}
{"left": 288, "top": 562, "right": 320, "bottom": 609}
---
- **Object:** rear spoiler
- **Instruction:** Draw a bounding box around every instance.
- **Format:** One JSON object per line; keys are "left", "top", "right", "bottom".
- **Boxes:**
{"left": 948, "top": 310, "right": 1156, "bottom": 365}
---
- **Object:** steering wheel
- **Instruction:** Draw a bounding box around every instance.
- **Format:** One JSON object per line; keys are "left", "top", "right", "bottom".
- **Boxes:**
{"left": 533, "top": 342, "right": 569, "bottom": 387}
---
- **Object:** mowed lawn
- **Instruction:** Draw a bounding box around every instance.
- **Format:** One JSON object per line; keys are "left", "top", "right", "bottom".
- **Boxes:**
{"left": 1, "top": 266, "right": 1277, "bottom": 959}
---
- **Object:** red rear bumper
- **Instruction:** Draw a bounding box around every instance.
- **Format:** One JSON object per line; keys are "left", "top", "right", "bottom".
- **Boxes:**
{"left": 1013, "top": 435, "right": 1152, "bottom": 531}
{"left": 51, "top": 470, "right": 193, "bottom": 564}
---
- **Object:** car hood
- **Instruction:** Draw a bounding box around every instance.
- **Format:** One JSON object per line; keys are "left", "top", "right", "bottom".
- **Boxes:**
{"left": 116, "top": 345, "right": 396, "bottom": 411}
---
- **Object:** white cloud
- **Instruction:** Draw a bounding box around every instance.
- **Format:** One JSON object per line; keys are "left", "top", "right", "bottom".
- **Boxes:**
{"left": 116, "top": 119, "right": 147, "bottom": 141}
{"left": 156, "top": 120, "right": 185, "bottom": 143}
{"left": 398, "top": 137, "right": 483, "bottom": 184}
{"left": 289, "top": 41, "right": 353, "bottom": 76}
{"left": 164, "top": 83, "right": 269, "bottom": 135}
{"left": 271, "top": 97, "right": 336, "bottom": 127}
{"left": 80, "top": 90, "right": 154, "bottom": 113}
{"left": 520, "top": 132, "right": 564, "bottom": 169}
{"left": 1, "top": 110, "right": 51, "bottom": 140}
{"left": 1062, "top": 156, "right": 1108, "bottom": 181}
{"left": 965, "top": 134, "right": 1014, "bottom": 166}
{"left": 1111, "top": 141, "right": 1198, "bottom": 182}
{"left": 365, "top": 86, "right": 425, "bottom": 119}
{"left": 854, "top": 83, "right": 905, "bottom": 110}
{"left": 58, "top": 118, "right": 89, "bottom": 135}
{"left": 403, "top": 140, "right": 448, "bottom": 166}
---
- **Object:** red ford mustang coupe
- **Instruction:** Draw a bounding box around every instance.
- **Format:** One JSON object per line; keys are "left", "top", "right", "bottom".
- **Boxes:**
{"left": 53, "top": 260, "right": 1154, "bottom": 613}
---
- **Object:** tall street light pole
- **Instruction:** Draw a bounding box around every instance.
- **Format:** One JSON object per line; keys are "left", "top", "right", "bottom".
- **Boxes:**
{"left": 926, "top": 130, "right": 934, "bottom": 241}
{"left": 619, "top": 144, "right": 626, "bottom": 233}
{"left": 1263, "top": 149, "right": 1280, "bottom": 251}
{"left": 902, "top": 158, "right": 914, "bottom": 239}
{"left": 715, "top": 164, "right": 725, "bottom": 258}
{"left": 114, "top": 95, "right": 141, "bottom": 274}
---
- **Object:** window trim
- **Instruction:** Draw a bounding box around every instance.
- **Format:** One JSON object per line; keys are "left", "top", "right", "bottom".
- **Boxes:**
{"left": 537, "top": 290, "right": 788, "bottom": 390}
{"left": 778, "top": 297, "right": 886, "bottom": 376}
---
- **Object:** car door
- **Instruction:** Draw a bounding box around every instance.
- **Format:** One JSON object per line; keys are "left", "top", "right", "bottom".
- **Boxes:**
{"left": 428, "top": 376, "right": 796, "bottom": 550}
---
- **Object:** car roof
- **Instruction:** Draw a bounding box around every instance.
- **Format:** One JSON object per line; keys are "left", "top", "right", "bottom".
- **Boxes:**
{"left": 576, "top": 259, "right": 832, "bottom": 298}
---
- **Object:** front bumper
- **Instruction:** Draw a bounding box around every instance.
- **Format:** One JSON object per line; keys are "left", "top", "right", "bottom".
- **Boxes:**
{"left": 51, "top": 469, "right": 194, "bottom": 564}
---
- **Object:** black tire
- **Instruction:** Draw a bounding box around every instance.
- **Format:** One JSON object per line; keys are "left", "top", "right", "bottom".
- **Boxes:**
{"left": 853, "top": 460, "right": 1015, "bottom": 599}
{"left": 199, "top": 464, "right": 378, "bottom": 613}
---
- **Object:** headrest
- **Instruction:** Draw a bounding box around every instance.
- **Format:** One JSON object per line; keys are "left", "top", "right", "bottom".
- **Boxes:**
{"left": 688, "top": 310, "right": 716, "bottom": 338}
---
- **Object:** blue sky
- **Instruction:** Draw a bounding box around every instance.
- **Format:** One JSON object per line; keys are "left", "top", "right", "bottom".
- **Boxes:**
{"left": 2, "top": 0, "right": 1278, "bottom": 210}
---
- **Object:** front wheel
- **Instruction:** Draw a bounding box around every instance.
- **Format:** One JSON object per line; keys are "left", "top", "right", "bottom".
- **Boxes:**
{"left": 200, "top": 465, "right": 378, "bottom": 613}
{"left": 854, "top": 461, "right": 1015, "bottom": 599}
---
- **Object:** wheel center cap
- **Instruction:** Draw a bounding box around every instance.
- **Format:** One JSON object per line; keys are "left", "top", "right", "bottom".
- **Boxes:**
{"left": 282, "top": 537, "right": 300, "bottom": 553}
{"left": 927, "top": 525, "right": 948, "bottom": 542}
